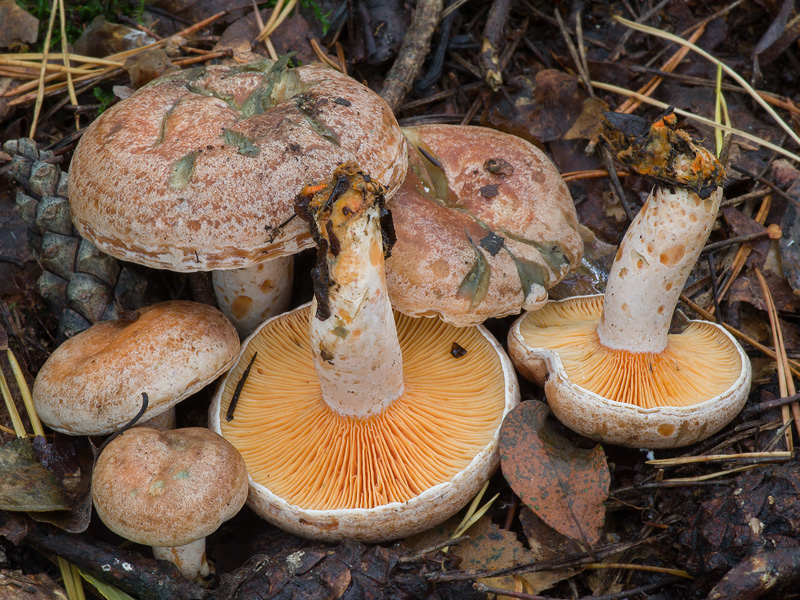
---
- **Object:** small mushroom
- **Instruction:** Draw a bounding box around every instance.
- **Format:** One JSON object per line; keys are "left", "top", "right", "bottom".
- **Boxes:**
{"left": 508, "top": 112, "right": 751, "bottom": 448}
{"left": 68, "top": 59, "right": 407, "bottom": 337}
{"left": 33, "top": 301, "right": 239, "bottom": 435}
{"left": 209, "top": 164, "right": 519, "bottom": 541}
{"left": 385, "top": 124, "right": 583, "bottom": 326}
{"left": 92, "top": 427, "right": 248, "bottom": 581}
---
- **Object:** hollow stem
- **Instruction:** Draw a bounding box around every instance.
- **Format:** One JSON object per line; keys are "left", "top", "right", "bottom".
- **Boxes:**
{"left": 297, "top": 164, "right": 404, "bottom": 418}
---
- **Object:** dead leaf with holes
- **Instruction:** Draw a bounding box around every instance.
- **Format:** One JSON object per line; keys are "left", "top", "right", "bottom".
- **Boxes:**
{"left": 500, "top": 400, "right": 610, "bottom": 545}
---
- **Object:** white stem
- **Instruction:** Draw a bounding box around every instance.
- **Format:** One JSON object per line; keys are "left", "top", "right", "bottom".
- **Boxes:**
{"left": 213, "top": 256, "right": 294, "bottom": 338}
{"left": 138, "top": 406, "right": 175, "bottom": 430}
{"left": 308, "top": 173, "right": 404, "bottom": 418}
{"left": 597, "top": 185, "right": 721, "bottom": 353}
{"left": 152, "top": 538, "right": 211, "bottom": 582}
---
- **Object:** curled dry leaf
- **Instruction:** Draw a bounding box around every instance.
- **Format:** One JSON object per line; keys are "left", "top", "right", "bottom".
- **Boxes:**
{"left": 499, "top": 400, "right": 610, "bottom": 545}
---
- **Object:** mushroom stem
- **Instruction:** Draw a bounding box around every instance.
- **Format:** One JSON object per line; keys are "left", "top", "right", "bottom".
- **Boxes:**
{"left": 212, "top": 257, "right": 294, "bottom": 338}
{"left": 139, "top": 406, "right": 176, "bottom": 431}
{"left": 596, "top": 111, "right": 725, "bottom": 354}
{"left": 297, "top": 164, "right": 404, "bottom": 418}
{"left": 152, "top": 538, "right": 211, "bottom": 582}
{"left": 597, "top": 185, "right": 722, "bottom": 354}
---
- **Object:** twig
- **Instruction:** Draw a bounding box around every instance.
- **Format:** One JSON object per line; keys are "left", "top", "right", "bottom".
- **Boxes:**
{"left": 478, "top": 0, "right": 512, "bottom": 90}
{"left": 647, "top": 451, "right": 792, "bottom": 467}
{"left": 476, "top": 576, "right": 687, "bottom": 600}
{"left": 756, "top": 267, "right": 800, "bottom": 447}
{"left": 700, "top": 227, "right": 780, "bottom": 255}
{"left": 380, "top": 0, "right": 444, "bottom": 111}
{"left": 398, "top": 536, "right": 470, "bottom": 563}
{"left": 5, "top": 513, "right": 207, "bottom": 600}
{"left": 426, "top": 535, "right": 668, "bottom": 582}
{"left": 742, "top": 392, "right": 800, "bottom": 418}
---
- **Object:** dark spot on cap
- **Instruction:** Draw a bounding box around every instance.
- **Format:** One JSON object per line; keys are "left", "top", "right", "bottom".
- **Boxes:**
{"left": 334, "top": 98, "right": 352, "bottom": 106}
{"left": 480, "top": 184, "right": 499, "bottom": 198}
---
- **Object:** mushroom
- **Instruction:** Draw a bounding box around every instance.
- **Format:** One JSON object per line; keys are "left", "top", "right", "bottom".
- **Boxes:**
{"left": 68, "top": 59, "right": 407, "bottom": 336}
{"left": 33, "top": 301, "right": 239, "bottom": 435}
{"left": 92, "top": 427, "right": 248, "bottom": 581}
{"left": 508, "top": 111, "right": 751, "bottom": 448}
{"left": 208, "top": 164, "right": 519, "bottom": 541}
{"left": 385, "top": 124, "right": 583, "bottom": 326}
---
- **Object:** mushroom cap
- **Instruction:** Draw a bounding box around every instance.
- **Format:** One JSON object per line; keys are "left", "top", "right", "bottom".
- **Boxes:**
{"left": 33, "top": 301, "right": 240, "bottom": 436}
{"left": 209, "top": 303, "right": 520, "bottom": 542}
{"left": 508, "top": 295, "right": 751, "bottom": 448}
{"left": 68, "top": 61, "right": 407, "bottom": 272}
{"left": 385, "top": 124, "right": 582, "bottom": 327}
{"left": 92, "top": 427, "right": 248, "bottom": 547}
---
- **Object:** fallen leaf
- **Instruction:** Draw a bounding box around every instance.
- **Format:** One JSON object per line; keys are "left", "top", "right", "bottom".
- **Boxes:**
{"left": 482, "top": 71, "right": 586, "bottom": 145}
{"left": 457, "top": 515, "right": 575, "bottom": 595}
{"left": 0, "top": 0, "right": 38, "bottom": 50}
{"left": 72, "top": 16, "right": 155, "bottom": 58}
{"left": 0, "top": 438, "right": 69, "bottom": 511}
{"left": 564, "top": 97, "right": 609, "bottom": 143}
{"left": 28, "top": 434, "right": 94, "bottom": 533}
{"left": 500, "top": 400, "right": 610, "bottom": 545}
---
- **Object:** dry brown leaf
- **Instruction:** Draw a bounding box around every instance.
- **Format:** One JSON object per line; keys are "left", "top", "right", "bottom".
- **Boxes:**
{"left": 0, "top": 0, "right": 38, "bottom": 50}
{"left": 564, "top": 97, "right": 609, "bottom": 142}
{"left": 500, "top": 400, "right": 610, "bottom": 545}
{"left": 458, "top": 515, "right": 574, "bottom": 595}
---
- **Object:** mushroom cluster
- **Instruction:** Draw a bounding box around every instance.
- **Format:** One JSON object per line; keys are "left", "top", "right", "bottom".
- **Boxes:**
{"left": 56, "top": 58, "right": 593, "bottom": 546}
{"left": 508, "top": 112, "right": 751, "bottom": 448}
{"left": 209, "top": 164, "right": 520, "bottom": 541}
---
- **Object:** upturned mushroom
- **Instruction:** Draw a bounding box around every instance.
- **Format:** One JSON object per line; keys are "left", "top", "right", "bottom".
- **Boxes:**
{"left": 386, "top": 124, "right": 583, "bottom": 326}
{"left": 68, "top": 58, "right": 407, "bottom": 336}
{"left": 33, "top": 301, "right": 239, "bottom": 435}
{"left": 508, "top": 112, "right": 751, "bottom": 448}
{"left": 209, "top": 164, "right": 519, "bottom": 541}
{"left": 92, "top": 427, "right": 248, "bottom": 581}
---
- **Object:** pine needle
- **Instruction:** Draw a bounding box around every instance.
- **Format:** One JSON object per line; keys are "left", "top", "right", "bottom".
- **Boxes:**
{"left": 29, "top": 0, "right": 60, "bottom": 139}
{"left": 614, "top": 15, "right": 800, "bottom": 150}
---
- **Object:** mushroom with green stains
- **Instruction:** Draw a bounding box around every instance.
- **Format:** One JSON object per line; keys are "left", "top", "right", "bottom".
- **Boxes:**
{"left": 385, "top": 124, "right": 583, "bottom": 327}
{"left": 209, "top": 164, "right": 519, "bottom": 541}
{"left": 68, "top": 59, "right": 407, "bottom": 337}
{"left": 507, "top": 111, "right": 751, "bottom": 449}
{"left": 91, "top": 427, "right": 248, "bottom": 582}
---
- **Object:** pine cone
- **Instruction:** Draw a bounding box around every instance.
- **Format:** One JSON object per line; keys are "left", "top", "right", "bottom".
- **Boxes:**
{"left": 2, "top": 138, "right": 148, "bottom": 339}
